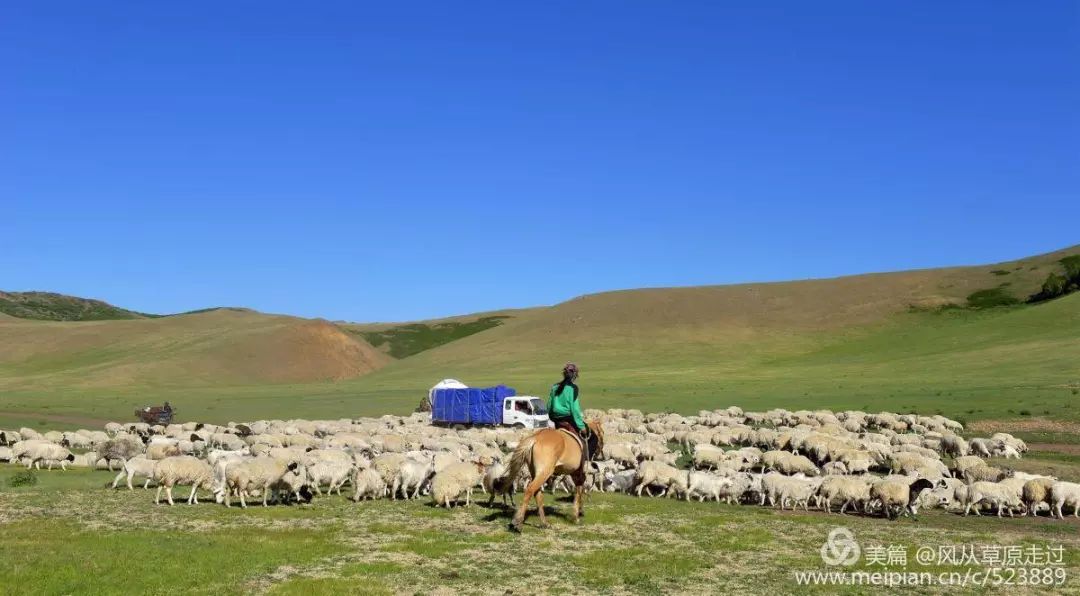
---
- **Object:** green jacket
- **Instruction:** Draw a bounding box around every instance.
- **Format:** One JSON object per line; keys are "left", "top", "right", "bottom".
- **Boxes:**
{"left": 548, "top": 382, "right": 585, "bottom": 430}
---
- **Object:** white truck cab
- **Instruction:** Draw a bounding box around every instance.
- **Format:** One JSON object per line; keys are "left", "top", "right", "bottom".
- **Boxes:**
{"left": 502, "top": 396, "right": 552, "bottom": 429}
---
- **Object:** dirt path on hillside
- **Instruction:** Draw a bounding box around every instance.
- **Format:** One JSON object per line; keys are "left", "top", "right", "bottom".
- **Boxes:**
{"left": 0, "top": 410, "right": 110, "bottom": 427}
{"left": 1029, "top": 443, "right": 1080, "bottom": 456}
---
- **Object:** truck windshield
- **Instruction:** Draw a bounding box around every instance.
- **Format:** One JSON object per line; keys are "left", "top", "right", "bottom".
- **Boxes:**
{"left": 530, "top": 399, "right": 547, "bottom": 415}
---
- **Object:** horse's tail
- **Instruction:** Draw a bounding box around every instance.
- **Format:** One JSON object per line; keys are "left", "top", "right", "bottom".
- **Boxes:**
{"left": 508, "top": 432, "right": 538, "bottom": 486}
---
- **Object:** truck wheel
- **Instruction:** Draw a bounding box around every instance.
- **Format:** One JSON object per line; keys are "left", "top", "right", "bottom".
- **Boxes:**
{"left": 452, "top": 424, "right": 466, "bottom": 432}
{"left": 513, "top": 423, "right": 526, "bottom": 430}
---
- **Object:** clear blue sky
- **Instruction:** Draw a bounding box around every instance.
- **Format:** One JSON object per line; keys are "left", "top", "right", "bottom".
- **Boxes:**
{"left": 2, "top": 2, "right": 1077, "bottom": 321}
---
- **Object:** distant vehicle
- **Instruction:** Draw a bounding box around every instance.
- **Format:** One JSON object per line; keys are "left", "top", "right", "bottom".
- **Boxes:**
{"left": 135, "top": 405, "right": 174, "bottom": 425}
{"left": 418, "top": 379, "right": 469, "bottom": 413}
{"left": 430, "top": 384, "right": 551, "bottom": 429}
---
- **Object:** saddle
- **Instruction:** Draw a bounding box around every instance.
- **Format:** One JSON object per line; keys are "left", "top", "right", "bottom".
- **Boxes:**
{"left": 554, "top": 423, "right": 593, "bottom": 475}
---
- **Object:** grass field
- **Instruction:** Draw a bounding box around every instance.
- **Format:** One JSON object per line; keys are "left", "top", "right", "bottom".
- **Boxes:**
{"left": 1, "top": 247, "right": 1079, "bottom": 594}
{"left": 1, "top": 457, "right": 1078, "bottom": 596}
{"left": 2, "top": 293, "right": 1076, "bottom": 431}
{"left": 2, "top": 247, "right": 1077, "bottom": 430}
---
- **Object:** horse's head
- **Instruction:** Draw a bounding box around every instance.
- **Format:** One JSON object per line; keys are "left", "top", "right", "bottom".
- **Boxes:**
{"left": 586, "top": 419, "right": 605, "bottom": 456}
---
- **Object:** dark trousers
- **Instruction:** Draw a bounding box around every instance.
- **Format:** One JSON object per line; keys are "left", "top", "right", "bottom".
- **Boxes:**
{"left": 550, "top": 415, "right": 594, "bottom": 464}
{"left": 550, "top": 414, "right": 582, "bottom": 434}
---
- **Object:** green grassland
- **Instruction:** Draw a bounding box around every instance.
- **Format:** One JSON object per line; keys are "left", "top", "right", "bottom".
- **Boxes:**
{"left": 0, "top": 293, "right": 1077, "bottom": 430}
{"left": 0, "top": 246, "right": 1077, "bottom": 430}
{"left": 2, "top": 247, "right": 1080, "bottom": 595}
{"left": 1, "top": 462, "right": 1078, "bottom": 595}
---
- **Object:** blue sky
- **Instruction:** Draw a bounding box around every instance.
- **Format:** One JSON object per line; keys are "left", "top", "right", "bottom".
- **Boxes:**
{"left": 2, "top": 2, "right": 1077, "bottom": 321}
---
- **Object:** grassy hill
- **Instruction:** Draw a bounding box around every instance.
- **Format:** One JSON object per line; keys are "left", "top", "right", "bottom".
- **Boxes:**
{"left": 0, "top": 309, "right": 390, "bottom": 425}
{"left": 0, "top": 291, "right": 154, "bottom": 321}
{"left": 339, "top": 310, "right": 530, "bottom": 359}
{"left": 0, "top": 244, "right": 1077, "bottom": 427}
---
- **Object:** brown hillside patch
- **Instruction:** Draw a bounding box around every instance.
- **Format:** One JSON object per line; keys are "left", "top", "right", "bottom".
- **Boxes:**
{"left": 1029, "top": 443, "right": 1080, "bottom": 456}
{"left": 0, "top": 310, "right": 391, "bottom": 387}
{"left": 222, "top": 319, "right": 392, "bottom": 383}
{"left": 969, "top": 418, "right": 1080, "bottom": 435}
{"left": 0, "top": 410, "right": 109, "bottom": 427}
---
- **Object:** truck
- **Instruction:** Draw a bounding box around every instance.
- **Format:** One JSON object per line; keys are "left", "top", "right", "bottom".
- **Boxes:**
{"left": 430, "top": 384, "right": 551, "bottom": 429}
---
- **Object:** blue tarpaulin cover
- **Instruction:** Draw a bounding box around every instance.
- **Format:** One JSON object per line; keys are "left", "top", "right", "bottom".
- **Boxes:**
{"left": 431, "top": 385, "right": 516, "bottom": 425}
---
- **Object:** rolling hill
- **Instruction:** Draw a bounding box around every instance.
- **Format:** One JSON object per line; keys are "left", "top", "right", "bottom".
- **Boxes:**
{"left": 0, "top": 243, "right": 1077, "bottom": 426}
{"left": 0, "top": 291, "right": 154, "bottom": 321}
{"left": 0, "top": 309, "right": 390, "bottom": 390}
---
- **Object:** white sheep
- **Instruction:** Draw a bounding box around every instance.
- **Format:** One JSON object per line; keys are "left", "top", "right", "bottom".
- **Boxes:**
{"left": 18, "top": 427, "right": 43, "bottom": 441}
{"left": 352, "top": 468, "right": 387, "bottom": 501}
{"left": 430, "top": 461, "right": 486, "bottom": 507}
{"left": 146, "top": 443, "right": 181, "bottom": 461}
{"left": 834, "top": 449, "right": 875, "bottom": 475}
{"left": 1022, "top": 478, "right": 1055, "bottom": 516}
{"left": 821, "top": 461, "right": 848, "bottom": 476}
{"left": 601, "top": 469, "right": 638, "bottom": 493}
{"left": 994, "top": 444, "right": 1022, "bottom": 459}
{"left": 888, "top": 453, "right": 946, "bottom": 477}
{"left": 391, "top": 457, "right": 434, "bottom": 500}
{"left": 219, "top": 456, "right": 299, "bottom": 508}
{"left": 818, "top": 476, "right": 873, "bottom": 514}
{"left": 483, "top": 462, "right": 515, "bottom": 507}
{"left": 306, "top": 458, "right": 355, "bottom": 496}
{"left": 691, "top": 444, "right": 728, "bottom": 471}
{"left": 153, "top": 456, "right": 214, "bottom": 506}
{"left": 991, "top": 432, "right": 1027, "bottom": 454}
{"left": 870, "top": 477, "right": 936, "bottom": 519}
{"left": 949, "top": 455, "right": 985, "bottom": 478}
{"left": 940, "top": 434, "right": 969, "bottom": 458}
{"left": 715, "top": 473, "right": 756, "bottom": 505}
{"left": 968, "top": 438, "right": 999, "bottom": 458}
{"left": 685, "top": 471, "right": 728, "bottom": 503}
{"left": 776, "top": 453, "right": 820, "bottom": 476}
{"left": 634, "top": 461, "right": 686, "bottom": 497}
{"left": 9, "top": 440, "right": 45, "bottom": 464}
{"left": 1050, "top": 481, "right": 1080, "bottom": 519}
{"left": 371, "top": 453, "right": 408, "bottom": 487}
{"left": 206, "top": 448, "right": 250, "bottom": 468}
{"left": 112, "top": 456, "right": 156, "bottom": 490}
{"left": 761, "top": 472, "right": 820, "bottom": 510}
{"left": 962, "top": 464, "right": 1011, "bottom": 484}
{"left": 963, "top": 481, "right": 1023, "bottom": 517}
{"left": 23, "top": 442, "right": 75, "bottom": 470}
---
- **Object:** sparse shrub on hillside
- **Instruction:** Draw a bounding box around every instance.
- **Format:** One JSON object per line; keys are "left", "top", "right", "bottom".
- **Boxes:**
{"left": 0, "top": 291, "right": 154, "bottom": 321}
{"left": 1028, "top": 255, "right": 1080, "bottom": 304}
{"left": 966, "top": 287, "right": 1020, "bottom": 309}
{"left": 1031, "top": 273, "right": 1068, "bottom": 302}
{"left": 355, "top": 316, "right": 511, "bottom": 359}
{"left": 1062, "top": 255, "right": 1080, "bottom": 279}
{"left": 8, "top": 470, "right": 37, "bottom": 488}
{"left": 990, "top": 269, "right": 1010, "bottom": 276}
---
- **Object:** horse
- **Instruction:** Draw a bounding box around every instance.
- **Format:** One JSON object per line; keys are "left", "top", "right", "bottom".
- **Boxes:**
{"left": 507, "top": 419, "right": 604, "bottom": 532}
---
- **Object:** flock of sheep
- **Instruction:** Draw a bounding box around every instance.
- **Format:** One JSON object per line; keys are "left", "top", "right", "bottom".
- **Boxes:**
{"left": 1, "top": 406, "right": 1078, "bottom": 521}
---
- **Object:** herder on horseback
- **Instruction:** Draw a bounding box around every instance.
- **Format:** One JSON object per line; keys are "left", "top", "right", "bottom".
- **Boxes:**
{"left": 508, "top": 363, "right": 604, "bottom": 532}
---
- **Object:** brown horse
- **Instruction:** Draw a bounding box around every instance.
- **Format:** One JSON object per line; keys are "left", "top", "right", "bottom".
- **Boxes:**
{"left": 507, "top": 419, "right": 604, "bottom": 531}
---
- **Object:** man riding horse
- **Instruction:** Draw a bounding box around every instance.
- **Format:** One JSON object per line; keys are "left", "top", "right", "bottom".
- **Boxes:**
{"left": 507, "top": 363, "right": 604, "bottom": 532}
